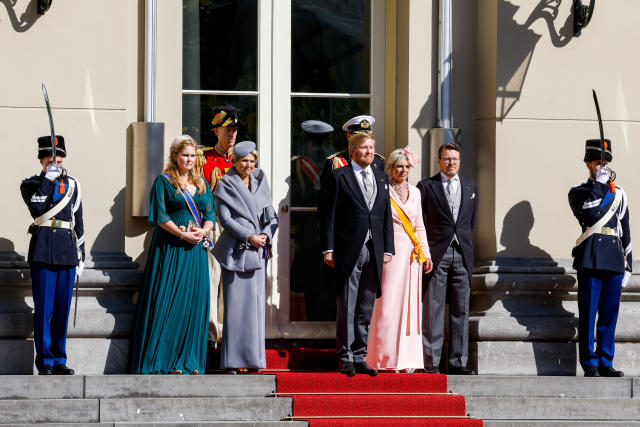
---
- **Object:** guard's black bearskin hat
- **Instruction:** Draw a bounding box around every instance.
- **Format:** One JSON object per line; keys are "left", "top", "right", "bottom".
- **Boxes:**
{"left": 37, "top": 135, "right": 66, "bottom": 159}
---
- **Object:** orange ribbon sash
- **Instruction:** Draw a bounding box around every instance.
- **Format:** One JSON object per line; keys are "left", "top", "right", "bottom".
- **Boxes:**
{"left": 390, "top": 197, "right": 427, "bottom": 264}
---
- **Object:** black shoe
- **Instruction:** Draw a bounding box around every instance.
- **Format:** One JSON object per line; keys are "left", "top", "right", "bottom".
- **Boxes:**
{"left": 423, "top": 366, "right": 440, "bottom": 374}
{"left": 354, "top": 362, "right": 377, "bottom": 377}
{"left": 599, "top": 366, "right": 624, "bottom": 377}
{"left": 52, "top": 364, "right": 74, "bottom": 375}
{"left": 583, "top": 366, "right": 600, "bottom": 377}
{"left": 339, "top": 361, "right": 356, "bottom": 377}
{"left": 449, "top": 366, "right": 476, "bottom": 375}
{"left": 38, "top": 367, "right": 53, "bottom": 375}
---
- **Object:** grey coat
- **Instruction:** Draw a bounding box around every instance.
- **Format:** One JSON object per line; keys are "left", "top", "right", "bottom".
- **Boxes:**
{"left": 212, "top": 167, "right": 278, "bottom": 272}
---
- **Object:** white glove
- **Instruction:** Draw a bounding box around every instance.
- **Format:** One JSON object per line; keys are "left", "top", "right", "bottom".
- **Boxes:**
{"left": 622, "top": 270, "right": 632, "bottom": 288}
{"left": 45, "top": 165, "right": 61, "bottom": 181}
{"left": 596, "top": 167, "right": 610, "bottom": 184}
{"left": 76, "top": 260, "right": 84, "bottom": 278}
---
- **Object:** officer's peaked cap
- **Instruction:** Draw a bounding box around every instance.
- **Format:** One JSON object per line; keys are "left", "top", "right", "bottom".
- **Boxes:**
{"left": 342, "top": 115, "right": 375, "bottom": 135}
{"left": 301, "top": 120, "right": 334, "bottom": 134}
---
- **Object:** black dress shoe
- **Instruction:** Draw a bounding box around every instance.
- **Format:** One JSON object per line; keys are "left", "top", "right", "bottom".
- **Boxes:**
{"left": 52, "top": 364, "right": 74, "bottom": 375}
{"left": 339, "top": 361, "right": 356, "bottom": 377}
{"left": 354, "top": 362, "right": 377, "bottom": 377}
{"left": 583, "top": 366, "right": 600, "bottom": 377}
{"left": 599, "top": 366, "right": 624, "bottom": 377}
{"left": 38, "top": 367, "right": 53, "bottom": 375}
{"left": 423, "top": 366, "right": 440, "bottom": 374}
{"left": 449, "top": 366, "right": 477, "bottom": 375}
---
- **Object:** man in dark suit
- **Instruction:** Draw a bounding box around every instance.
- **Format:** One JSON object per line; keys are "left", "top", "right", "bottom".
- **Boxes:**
{"left": 319, "top": 133, "right": 394, "bottom": 377}
{"left": 417, "top": 143, "right": 477, "bottom": 375}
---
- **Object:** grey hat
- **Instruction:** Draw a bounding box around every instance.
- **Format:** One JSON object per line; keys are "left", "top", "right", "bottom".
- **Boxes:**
{"left": 301, "top": 120, "right": 334, "bottom": 134}
{"left": 233, "top": 140, "right": 256, "bottom": 158}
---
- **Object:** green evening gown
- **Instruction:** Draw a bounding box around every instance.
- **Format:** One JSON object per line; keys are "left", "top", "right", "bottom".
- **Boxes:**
{"left": 129, "top": 175, "right": 215, "bottom": 374}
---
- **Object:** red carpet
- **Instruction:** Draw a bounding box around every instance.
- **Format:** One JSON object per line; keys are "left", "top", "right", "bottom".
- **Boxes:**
{"left": 269, "top": 358, "right": 483, "bottom": 427}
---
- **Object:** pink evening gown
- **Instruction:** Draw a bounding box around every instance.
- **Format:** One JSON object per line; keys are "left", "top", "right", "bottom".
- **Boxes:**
{"left": 366, "top": 185, "right": 430, "bottom": 370}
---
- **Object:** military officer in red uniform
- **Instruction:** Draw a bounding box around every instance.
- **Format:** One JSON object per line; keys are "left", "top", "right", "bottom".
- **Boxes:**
{"left": 202, "top": 105, "right": 238, "bottom": 191}
{"left": 201, "top": 105, "right": 238, "bottom": 345}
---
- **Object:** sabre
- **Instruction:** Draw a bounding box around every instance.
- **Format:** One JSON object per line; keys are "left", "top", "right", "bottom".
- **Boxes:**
{"left": 41, "top": 83, "right": 57, "bottom": 163}
{"left": 592, "top": 90, "right": 605, "bottom": 168}
{"left": 592, "top": 89, "right": 616, "bottom": 188}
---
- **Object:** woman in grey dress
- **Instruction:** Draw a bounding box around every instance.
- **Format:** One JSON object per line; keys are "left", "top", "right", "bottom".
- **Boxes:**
{"left": 212, "top": 141, "right": 278, "bottom": 372}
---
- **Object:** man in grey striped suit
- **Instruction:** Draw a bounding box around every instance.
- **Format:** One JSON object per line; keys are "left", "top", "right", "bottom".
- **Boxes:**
{"left": 417, "top": 143, "right": 477, "bottom": 375}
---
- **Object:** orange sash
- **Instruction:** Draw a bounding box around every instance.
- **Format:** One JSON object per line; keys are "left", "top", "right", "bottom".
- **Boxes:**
{"left": 390, "top": 197, "right": 427, "bottom": 264}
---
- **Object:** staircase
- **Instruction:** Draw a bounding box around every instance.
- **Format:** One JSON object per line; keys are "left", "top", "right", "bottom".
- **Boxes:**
{"left": 449, "top": 375, "right": 640, "bottom": 426}
{"left": 0, "top": 375, "right": 303, "bottom": 426}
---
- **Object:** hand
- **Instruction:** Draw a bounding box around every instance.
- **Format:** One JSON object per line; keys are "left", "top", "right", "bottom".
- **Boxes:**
{"left": 622, "top": 270, "right": 632, "bottom": 288}
{"left": 596, "top": 167, "right": 610, "bottom": 184}
{"left": 76, "top": 260, "right": 84, "bottom": 278}
{"left": 423, "top": 258, "right": 433, "bottom": 273}
{"left": 324, "top": 252, "right": 335, "bottom": 267}
{"left": 45, "top": 165, "right": 61, "bottom": 181}
{"left": 181, "top": 231, "right": 202, "bottom": 245}
{"left": 249, "top": 234, "right": 267, "bottom": 249}
{"left": 383, "top": 254, "right": 392, "bottom": 264}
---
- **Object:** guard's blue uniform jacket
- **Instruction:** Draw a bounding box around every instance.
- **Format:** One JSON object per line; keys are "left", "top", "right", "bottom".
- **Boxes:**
{"left": 20, "top": 172, "right": 85, "bottom": 371}
{"left": 568, "top": 179, "right": 632, "bottom": 370}
{"left": 21, "top": 172, "right": 85, "bottom": 266}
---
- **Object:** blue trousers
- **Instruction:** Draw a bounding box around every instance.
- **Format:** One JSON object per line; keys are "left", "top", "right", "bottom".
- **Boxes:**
{"left": 31, "top": 262, "right": 76, "bottom": 370}
{"left": 577, "top": 268, "right": 623, "bottom": 369}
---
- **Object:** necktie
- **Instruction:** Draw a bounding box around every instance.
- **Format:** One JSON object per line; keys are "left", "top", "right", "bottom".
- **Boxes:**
{"left": 361, "top": 170, "right": 373, "bottom": 201}
{"left": 448, "top": 178, "right": 458, "bottom": 196}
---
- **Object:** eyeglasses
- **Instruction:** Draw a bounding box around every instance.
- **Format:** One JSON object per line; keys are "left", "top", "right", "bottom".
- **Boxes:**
{"left": 441, "top": 157, "right": 460, "bottom": 164}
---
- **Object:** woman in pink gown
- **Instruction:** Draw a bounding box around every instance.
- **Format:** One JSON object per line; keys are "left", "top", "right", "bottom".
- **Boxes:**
{"left": 366, "top": 147, "right": 433, "bottom": 372}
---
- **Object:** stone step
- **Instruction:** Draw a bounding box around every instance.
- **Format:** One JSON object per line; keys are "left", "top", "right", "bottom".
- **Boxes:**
{"left": 0, "top": 397, "right": 292, "bottom": 424}
{"left": 0, "top": 375, "right": 277, "bottom": 399}
{"left": 0, "top": 423, "right": 306, "bottom": 427}
{"left": 448, "top": 375, "right": 635, "bottom": 398}
{"left": 483, "top": 421, "right": 640, "bottom": 427}
{"left": 466, "top": 397, "right": 640, "bottom": 421}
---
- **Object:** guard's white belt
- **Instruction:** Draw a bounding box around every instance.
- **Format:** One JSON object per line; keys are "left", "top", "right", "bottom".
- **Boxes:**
{"left": 37, "top": 219, "right": 72, "bottom": 229}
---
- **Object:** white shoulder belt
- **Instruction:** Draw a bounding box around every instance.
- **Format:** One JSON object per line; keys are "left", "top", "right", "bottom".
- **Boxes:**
{"left": 575, "top": 190, "right": 622, "bottom": 248}
{"left": 32, "top": 179, "right": 76, "bottom": 227}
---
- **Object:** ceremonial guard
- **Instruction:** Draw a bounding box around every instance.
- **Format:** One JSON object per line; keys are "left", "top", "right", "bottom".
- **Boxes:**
{"left": 290, "top": 120, "right": 333, "bottom": 320}
{"left": 20, "top": 135, "right": 84, "bottom": 375}
{"left": 568, "top": 138, "right": 632, "bottom": 377}
{"left": 201, "top": 105, "right": 238, "bottom": 344}
{"left": 320, "top": 115, "right": 385, "bottom": 182}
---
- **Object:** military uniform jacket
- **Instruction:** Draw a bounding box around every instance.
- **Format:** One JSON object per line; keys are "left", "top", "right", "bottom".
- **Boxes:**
{"left": 20, "top": 173, "right": 85, "bottom": 267}
{"left": 568, "top": 179, "right": 631, "bottom": 274}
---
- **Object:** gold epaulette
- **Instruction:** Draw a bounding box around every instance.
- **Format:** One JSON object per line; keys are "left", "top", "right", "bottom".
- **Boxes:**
{"left": 374, "top": 152, "right": 385, "bottom": 160}
{"left": 200, "top": 146, "right": 215, "bottom": 152}
{"left": 291, "top": 155, "right": 303, "bottom": 161}
{"left": 326, "top": 151, "right": 342, "bottom": 160}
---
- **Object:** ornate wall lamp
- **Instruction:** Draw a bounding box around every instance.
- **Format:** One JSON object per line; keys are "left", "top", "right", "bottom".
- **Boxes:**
{"left": 37, "top": 0, "right": 53, "bottom": 15}
{"left": 573, "top": 0, "right": 595, "bottom": 36}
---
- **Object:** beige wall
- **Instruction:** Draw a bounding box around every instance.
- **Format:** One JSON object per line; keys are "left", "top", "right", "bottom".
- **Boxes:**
{"left": 0, "top": 0, "right": 139, "bottom": 259}
{"left": 480, "top": 0, "right": 640, "bottom": 260}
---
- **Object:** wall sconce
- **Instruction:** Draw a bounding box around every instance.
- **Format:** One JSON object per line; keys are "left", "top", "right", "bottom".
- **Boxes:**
{"left": 573, "top": 0, "right": 595, "bottom": 36}
{"left": 37, "top": 0, "right": 53, "bottom": 15}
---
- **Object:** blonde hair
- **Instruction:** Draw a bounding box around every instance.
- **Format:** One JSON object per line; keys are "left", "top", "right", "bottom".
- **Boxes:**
{"left": 385, "top": 148, "right": 411, "bottom": 176}
{"left": 348, "top": 133, "right": 375, "bottom": 153}
{"left": 163, "top": 135, "right": 208, "bottom": 195}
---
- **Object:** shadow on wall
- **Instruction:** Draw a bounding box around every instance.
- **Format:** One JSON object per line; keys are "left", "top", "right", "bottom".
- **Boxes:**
{"left": 91, "top": 188, "right": 126, "bottom": 256}
{"left": 496, "top": 201, "right": 577, "bottom": 375}
{"left": 497, "top": 0, "right": 574, "bottom": 121}
{"left": 0, "top": 0, "right": 41, "bottom": 32}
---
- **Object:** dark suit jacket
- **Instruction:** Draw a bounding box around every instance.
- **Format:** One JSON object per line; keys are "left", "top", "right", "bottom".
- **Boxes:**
{"left": 319, "top": 164, "right": 394, "bottom": 297}
{"left": 320, "top": 151, "right": 385, "bottom": 184}
{"left": 417, "top": 173, "right": 477, "bottom": 279}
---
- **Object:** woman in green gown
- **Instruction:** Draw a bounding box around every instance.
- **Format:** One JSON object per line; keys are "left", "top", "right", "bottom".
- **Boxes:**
{"left": 129, "top": 135, "right": 215, "bottom": 375}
